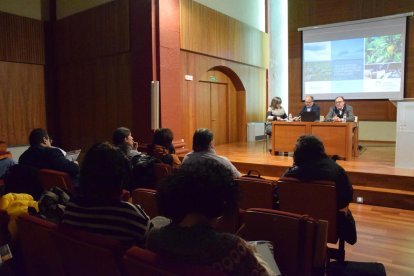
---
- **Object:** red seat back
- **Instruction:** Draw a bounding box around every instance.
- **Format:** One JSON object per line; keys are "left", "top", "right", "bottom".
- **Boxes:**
{"left": 237, "top": 208, "right": 326, "bottom": 276}
{"left": 53, "top": 225, "right": 126, "bottom": 276}
{"left": 121, "top": 246, "right": 225, "bottom": 276}
{"left": 277, "top": 177, "right": 338, "bottom": 243}
{"left": 16, "top": 214, "right": 64, "bottom": 276}
{"left": 38, "top": 168, "right": 74, "bottom": 193}
{"left": 131, "top": 188, "right": 159, "bottom": 218}
{"left": 234, "top": 176, "right": 276, "bottom": 210}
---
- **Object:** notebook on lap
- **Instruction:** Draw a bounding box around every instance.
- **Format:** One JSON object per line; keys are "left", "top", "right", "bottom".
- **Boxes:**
{"left": 301, "top": 111, "right": 318, "bottom": 122}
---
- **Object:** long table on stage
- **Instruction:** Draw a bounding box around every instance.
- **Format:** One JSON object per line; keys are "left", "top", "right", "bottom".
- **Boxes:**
{"left": 271, "top": 121, "right": 358, "bottom": 160}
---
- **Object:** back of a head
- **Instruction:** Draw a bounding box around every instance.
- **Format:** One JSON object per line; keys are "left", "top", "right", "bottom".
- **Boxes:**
{"left": 152, "top": 128, "right": 174, "bottom": 148}
{"left": 112, "top": 127, "right": 130, "bottom": 146}
{"left": 293, "top": 135, "right": 327, "bottom": 166}
{"left": 80, "top": 142, "right": 131, "bottom": 200}
{"left": 192, "top": 128, "right": 213, "bottom": 152}
{"left": 29, "top": 128, "right": 48, "bottom": 147}
{"left": 157, "top": 159, "right": 239, "bottom": 223}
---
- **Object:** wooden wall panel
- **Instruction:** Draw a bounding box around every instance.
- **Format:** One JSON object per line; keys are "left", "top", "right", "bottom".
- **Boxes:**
{"left": 0, "top": 11, "right": 45, "bottom": 146}
{"left": 56, "top": 54, "right": 132, "bottom": 151}
{"left": 0, "top": 61, "right": 46, "bottom": 145}
{"left": 54, "top": 0, "right": 129, "bottom": 65}
{"left": 180, "top": 0, "right": 268, "bottom": 69}
{"left": 0, "top": 11, "right": 45, "bottom": 64}
{"left": 180, "top": 50, "right": 265, "bottom": 145}
{"left": 288, "top": 0, "right": 414, "bottom": 121}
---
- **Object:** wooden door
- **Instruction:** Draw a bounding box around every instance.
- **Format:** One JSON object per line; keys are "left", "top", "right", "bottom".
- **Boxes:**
{"left": 211, "top": 83, "right": 228, "bottom": 145}
{"left": 195, "top": 82, "right": 229, "bottom": 145}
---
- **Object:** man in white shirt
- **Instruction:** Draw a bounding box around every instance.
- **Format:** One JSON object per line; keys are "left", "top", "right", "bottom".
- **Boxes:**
{"left": 182, "top": 128, "right": 241, "bottom": 178}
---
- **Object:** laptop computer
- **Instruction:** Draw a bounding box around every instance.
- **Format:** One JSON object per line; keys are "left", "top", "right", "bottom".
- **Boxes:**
{"left": 301, "top": 111, "right": 318, "bottom": 122}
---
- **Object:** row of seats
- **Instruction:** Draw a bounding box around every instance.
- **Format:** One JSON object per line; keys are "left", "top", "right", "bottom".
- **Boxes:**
{"left": 129, "top": 179, "right": 338, "bottom": 276}
{"left": 16, "top": 208, "right": 325, "bottom": 276}
{"left": 16, "top": 213, "right": 223, "bottom": 276}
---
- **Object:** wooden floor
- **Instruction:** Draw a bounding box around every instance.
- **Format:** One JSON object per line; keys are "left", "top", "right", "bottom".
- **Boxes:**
{"left": 214, "top": 140, "right": 414, "bottom": 177}
{"left": 214, "top": 141, "right": 414, "bottom": 275}
{"left": 347, "top": 203, "right": 414, "bottom": 275}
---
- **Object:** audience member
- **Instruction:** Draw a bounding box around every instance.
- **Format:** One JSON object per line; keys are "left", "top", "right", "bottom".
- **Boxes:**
{"left": 19, "top": 128, "right": 79, "bottom": 179}
{"left": 61, "top": 142, "right": 151, "bottom": 246}
{"left": 325, "top": 96, "right": 355, "bottom": 122}
{"left": 147, "top": 160, "right": 273, "bottom": 275}
{"left": 0, "top": 157, "right": 15, "bottom": 179}
{"left": 294, "top": 95, "right": 320, "bottom": 121}
{"left": 112, "top": 127, "right": 141, "bottom": 159}
{"left": 148, "top": 128, "right": 181, "bottom": 168}
{"left": 182, "top": 128, "right": 241, "bottom": 177}
{"left": 282, "top": 135, "right": 356, "bottom": 244}
{"left": 265, "top": 96, "right": 287, "bottom": 135}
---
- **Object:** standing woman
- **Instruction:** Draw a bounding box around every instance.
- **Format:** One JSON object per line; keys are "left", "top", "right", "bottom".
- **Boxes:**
{"left": 265, "top": 97, "right": 287, "bottom": 135}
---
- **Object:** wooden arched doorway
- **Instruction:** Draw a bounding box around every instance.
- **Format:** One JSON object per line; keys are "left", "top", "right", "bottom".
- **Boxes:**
{"left": 194, "top": 66, "right": 246, "bottom": 146}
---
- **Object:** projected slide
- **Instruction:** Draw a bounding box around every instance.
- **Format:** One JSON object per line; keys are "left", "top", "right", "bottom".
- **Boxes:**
{"left": 301, "top": 16, "right": 407, "bottom": 100}
{"left": 303, "top": 34, "right": 403, "bottom": 97}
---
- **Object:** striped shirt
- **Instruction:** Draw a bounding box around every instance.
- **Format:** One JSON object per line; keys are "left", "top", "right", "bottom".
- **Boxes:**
{"left": 61, "top": 197, "right": 150, "bottom": 246}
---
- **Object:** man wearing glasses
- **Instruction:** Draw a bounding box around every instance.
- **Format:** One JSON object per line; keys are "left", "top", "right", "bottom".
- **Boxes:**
{"left": 325, "top": 96, "right": 355, "bottom": 122}
{"left": 296, "top": 95, "right": 320, "bottom": 121}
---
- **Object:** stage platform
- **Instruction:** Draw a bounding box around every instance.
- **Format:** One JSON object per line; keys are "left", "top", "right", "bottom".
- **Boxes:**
{"left": 214, "top": 141, "right": 414, "bottom": 210}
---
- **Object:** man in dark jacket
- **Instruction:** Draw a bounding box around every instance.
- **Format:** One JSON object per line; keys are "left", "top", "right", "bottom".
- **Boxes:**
{"left": 19, "top": 128, "right": 79, "bottom": 179}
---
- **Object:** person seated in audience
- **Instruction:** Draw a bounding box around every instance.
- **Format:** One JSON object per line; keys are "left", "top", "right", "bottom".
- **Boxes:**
{"left": 112, "top": 127, "right": 142, "bottom": 159}
{"left": 0, "top": 157, "right": 15, "bottom": 179}
{"left": 293, "top": 95, "right": 320, "bottom": 121}
{"left": 265, "top": 96, "right": 287, "bottom": 135}
{"left": 61, "top": 142, "right": 151, "bottom": 246}
{"left": 148, "top": 128, "right": 181, "bottom": 168}
{"left": 19, "top": 128, "right": 79, "bottom": 180}
{"left": 147, "top": 160, "right": 274, "bottom": 275}
{"left": 182, "top": 128, "right": 241, "bottom": 178}
{"left": 282, "top": 135, "right": 356, "bottom": 244}
{"left": 325, "top": 96, "right": 355, "bottom": 122}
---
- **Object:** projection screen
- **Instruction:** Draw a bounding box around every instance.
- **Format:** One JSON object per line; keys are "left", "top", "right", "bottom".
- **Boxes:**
{"left": 299, "top": 13, "right": 412, "bottom": 100}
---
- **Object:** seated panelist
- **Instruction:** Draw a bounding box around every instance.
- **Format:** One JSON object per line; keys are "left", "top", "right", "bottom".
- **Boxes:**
{"left": 325, "top": 96, "right": 355, "bottom": 122}
{"left": 265, "top": 96, "right": 287, "bottom": 135}
{"left": 293, "top": 95, "right": 320, "bottom": 121}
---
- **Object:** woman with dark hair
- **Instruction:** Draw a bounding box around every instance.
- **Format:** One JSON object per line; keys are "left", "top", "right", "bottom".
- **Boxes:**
{"left": 147, "top": 160, "right": 272, "bottom": 275}
{"left": 61, "top": 142, "right": 151, "bottom": 246}
{"left": 148, "top": 128, "right": 181, "bottom": 168}
{"left": 112, "top": 127, "right": 140, "bottom": 159}
{"left": 265, "top": 97, "right": 287, "bottom": 135}
{"left": 281, "top": 135, "right": 356, "bottom": 243}
{"left": 283, "top": 135, "right": 353, "bottom": 210}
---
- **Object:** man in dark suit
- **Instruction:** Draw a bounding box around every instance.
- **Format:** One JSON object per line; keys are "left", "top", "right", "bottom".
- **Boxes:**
{"left": 295, "top": 95, "right": 320, "bottom": 121}
{"left": 19, "top": 128, "right": 80, "bottom": 179}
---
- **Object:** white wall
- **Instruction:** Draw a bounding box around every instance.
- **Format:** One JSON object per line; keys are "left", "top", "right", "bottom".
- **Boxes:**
{"left": 268, "top": 0, "right": 289, "bottom": 113}
{"left": 0, "top": 0, "right": 42, "bottom": 19}
{"left": 56, "top": 0, "right": 113, "bottom": 19}
{"left": 359, "top": 121, "right": 396, "bottom": 142}
{"left": 194, "top": 0, "right": 265, "bottom": 32}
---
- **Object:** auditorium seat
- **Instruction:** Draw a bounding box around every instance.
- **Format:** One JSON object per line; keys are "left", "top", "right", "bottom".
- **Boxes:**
{"left": 131, "top": 188, "right": 159, "bottom": 218}
{"left": 16, "top": 213, "right": 64, "bottom": 276}
{"left": 234, "top": 176, "right": 277, "bottom": 210}
{"left": 237, "top": 208, "right": 327, "bottom": 276}
{"left": 277, "top": 177, "right": 345, "bottom": 262}
{"left": 121, "top": 246, "right": 225, "bottom": 276}
{"left": 38, "top": 168, "right": 74, "bottom": 193}
{"left": 53, "top": 224, "right": 127, "bottom": 276}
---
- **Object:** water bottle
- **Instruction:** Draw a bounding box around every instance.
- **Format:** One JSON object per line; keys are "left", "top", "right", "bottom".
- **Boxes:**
{"left": 288, "top": 113, "right": 293, "bottom": 121}
{"left": 342, "top": 113, "right": 347, "bottom": 123}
